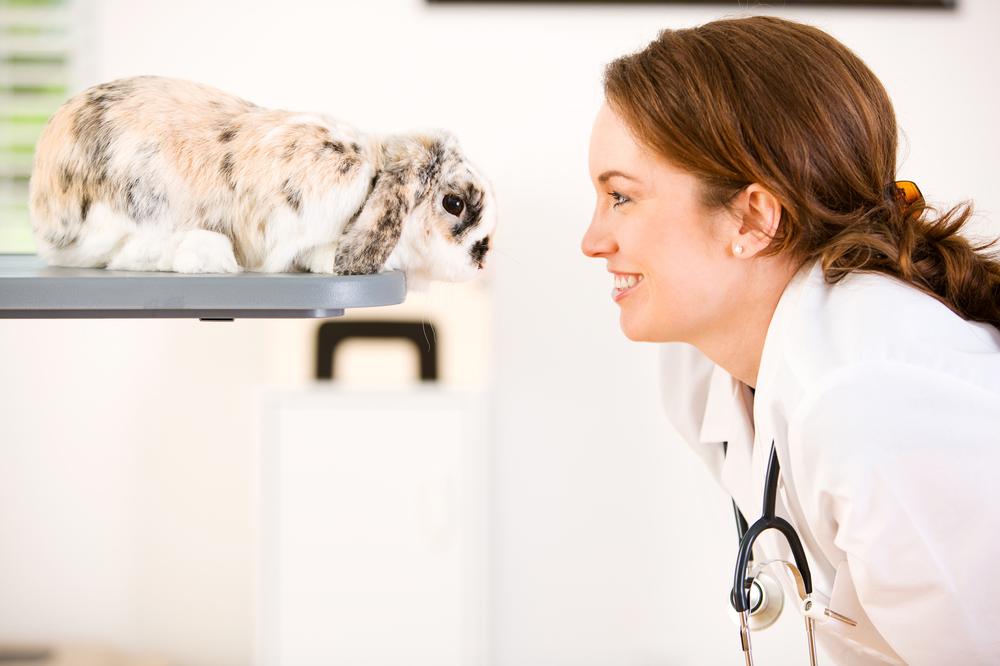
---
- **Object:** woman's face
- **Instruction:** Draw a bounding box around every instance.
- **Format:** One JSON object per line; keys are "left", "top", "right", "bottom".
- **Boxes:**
{"left": 582, "top": 102, "right": 735, "bottom": 343}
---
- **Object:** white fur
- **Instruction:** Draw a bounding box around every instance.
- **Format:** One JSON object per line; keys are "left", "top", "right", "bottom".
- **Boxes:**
{"left": 172, "top": 229, "right": 240, "bottom": 274}
{"left": 41, "top": 202, "right": 135, "bottom": 269}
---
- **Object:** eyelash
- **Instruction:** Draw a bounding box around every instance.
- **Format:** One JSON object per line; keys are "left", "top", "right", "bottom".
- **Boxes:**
{"left": 609, "top": 191, "right": 631, "bottom": 209}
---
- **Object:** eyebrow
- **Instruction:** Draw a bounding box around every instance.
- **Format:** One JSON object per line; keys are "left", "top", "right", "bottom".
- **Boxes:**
{"left": 597, "top": 170, "right": 640, "bottom": 184}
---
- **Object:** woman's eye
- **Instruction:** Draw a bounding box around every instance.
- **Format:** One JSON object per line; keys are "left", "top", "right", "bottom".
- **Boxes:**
{"left": 609, "top": 191, "right": 630, "bottom": 209}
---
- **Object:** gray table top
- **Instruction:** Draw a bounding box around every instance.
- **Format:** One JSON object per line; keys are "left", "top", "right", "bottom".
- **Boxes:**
{"left": 0, "top": 253, "right": 407, "bottom": 319}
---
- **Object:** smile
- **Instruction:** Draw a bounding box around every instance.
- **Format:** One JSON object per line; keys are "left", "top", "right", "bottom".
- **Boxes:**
{"left": 611, "top": 272, "right": 644, "bottom": 302}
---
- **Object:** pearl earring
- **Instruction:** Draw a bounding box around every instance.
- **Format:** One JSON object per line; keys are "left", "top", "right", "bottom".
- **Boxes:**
{"left": 733, "top": 243, "right": 744, "bottom": 255}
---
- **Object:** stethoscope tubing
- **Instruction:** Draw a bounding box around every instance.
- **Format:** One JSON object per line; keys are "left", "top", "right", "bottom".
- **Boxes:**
{"left": 730, "top": 440, "right": 814, "bottom": 614}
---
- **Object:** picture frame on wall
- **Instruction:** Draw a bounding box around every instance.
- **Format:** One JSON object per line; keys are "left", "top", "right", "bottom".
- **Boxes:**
{"left": 427, "top": 0, "right": 956, "bottom": 7}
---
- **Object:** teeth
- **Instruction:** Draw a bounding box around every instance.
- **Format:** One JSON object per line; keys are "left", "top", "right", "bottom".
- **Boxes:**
{"left": 613, "top": 273, "right": 643, "bottom": 290}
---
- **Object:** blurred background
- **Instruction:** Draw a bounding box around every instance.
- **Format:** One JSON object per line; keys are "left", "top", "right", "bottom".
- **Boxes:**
{"left": 0, "top": 0, "right": 997, "bottom": 664}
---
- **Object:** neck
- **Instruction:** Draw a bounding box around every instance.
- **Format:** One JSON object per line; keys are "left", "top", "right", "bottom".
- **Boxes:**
{"left": 693, "top": 257, "right": 804, "bottom": 390}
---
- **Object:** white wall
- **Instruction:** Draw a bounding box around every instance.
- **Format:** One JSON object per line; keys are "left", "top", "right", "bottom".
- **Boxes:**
{"left": 1, "top": 1, "right": 998, "bottom": 664}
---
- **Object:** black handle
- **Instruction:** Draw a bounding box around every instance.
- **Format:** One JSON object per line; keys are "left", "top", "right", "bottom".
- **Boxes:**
{"left": 315, "top": 320, "right": 439, "bottom": 381}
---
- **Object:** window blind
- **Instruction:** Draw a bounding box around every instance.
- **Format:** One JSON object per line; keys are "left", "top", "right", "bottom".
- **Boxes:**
{"left": 0, "top": 0, "right": 75, "bottom": 252}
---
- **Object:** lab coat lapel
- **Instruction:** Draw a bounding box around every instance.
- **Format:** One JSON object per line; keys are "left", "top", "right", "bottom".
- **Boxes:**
{"left": 658, "top": 343, "right": 725, "bottom": 479}
{"left": 699, "top": 364, "right": 758, "bottom": 519}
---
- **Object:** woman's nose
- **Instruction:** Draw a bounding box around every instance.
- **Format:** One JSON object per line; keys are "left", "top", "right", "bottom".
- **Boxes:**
{"left": 581, "top": 214, "right": 617, "bottom": 259}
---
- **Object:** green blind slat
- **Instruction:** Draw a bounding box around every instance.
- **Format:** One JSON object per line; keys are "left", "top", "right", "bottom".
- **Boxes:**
{"left": 1, "top": 0, "right": 69, "bottom": 253}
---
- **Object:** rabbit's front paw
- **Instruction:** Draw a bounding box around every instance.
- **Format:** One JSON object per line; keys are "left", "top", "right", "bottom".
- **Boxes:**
{"left": 301, "top": 243, "right": 340, "bottom": 274}
{"left": 172, "top": 229, "right": 241, "bottom": 274}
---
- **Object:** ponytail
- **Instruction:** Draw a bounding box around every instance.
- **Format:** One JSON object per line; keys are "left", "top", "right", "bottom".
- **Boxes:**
{"left": 817, "top": 187, "right": 1000, "bottom": 329}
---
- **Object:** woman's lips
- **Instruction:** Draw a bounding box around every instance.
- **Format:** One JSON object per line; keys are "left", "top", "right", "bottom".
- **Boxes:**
{"left": 611, "top": 273, "right": 643, "bottom": 302}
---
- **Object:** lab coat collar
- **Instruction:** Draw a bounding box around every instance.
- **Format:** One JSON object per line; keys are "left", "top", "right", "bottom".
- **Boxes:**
{"left": 699, "top": 363, "right": 758, "bottom": 516}
{"left": 698, "top": 364, "right": 752, "bottom": 445}
{"left": 755, "top": 258, "right": 821, "bottom": 410}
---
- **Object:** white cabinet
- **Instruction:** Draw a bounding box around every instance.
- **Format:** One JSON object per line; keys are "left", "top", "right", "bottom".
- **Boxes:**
{"left": 256, "top": 387, "right": 491, "bottom": 666}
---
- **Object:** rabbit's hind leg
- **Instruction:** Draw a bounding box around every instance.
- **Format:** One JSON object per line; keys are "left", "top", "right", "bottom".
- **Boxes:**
{"left": 169, "top": 229, "right": 241, "bottom": 274}
{"left": 39, "top": 201, "right": 136, "bottom": 269}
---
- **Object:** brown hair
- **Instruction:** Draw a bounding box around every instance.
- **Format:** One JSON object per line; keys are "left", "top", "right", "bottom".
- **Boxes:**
{"left": 603, "top": 15, "right": 1000, "bottom": 330}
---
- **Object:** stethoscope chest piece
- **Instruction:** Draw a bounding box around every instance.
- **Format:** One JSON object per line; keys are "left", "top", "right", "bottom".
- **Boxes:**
{"left": 728, "top": 565, "right": 784, "bottom": 631}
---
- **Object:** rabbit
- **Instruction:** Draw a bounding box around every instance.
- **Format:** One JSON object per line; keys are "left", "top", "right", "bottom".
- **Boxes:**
{"left": 27, "top": 75, "right": 496, "bottom": 290}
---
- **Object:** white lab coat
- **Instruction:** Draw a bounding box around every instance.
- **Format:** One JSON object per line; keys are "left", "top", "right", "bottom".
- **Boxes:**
{"left": 658, "top": 258, "right": 1000, "bottom": 665}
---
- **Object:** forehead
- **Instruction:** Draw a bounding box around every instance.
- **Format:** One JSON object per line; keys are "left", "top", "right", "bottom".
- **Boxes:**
{"left": 588, "top": 103, "right": 656, "bottom": 181}
{"left": 589, "top": 103, "right": 701, "bottom": 198}
{"left": 438, "top": 148, "right": 477, "bottom": 186}
{"left": 416, "top": 139, "right": 475, "bottom": 200}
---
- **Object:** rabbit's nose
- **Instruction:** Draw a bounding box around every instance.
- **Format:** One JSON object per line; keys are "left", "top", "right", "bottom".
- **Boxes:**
{"left": 470, "top": 235, "right": 490, "bottom": 268}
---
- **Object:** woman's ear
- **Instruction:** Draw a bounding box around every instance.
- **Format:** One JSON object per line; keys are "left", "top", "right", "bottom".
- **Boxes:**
{"left": 731, "top": 184, "right": 782, "bottom": 257}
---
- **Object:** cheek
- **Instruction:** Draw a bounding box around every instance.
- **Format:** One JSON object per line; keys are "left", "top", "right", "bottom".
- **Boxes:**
{"left": 630, "top": 214, "right": 718, "bottom": 318}
{"left": 427, "top": 228, "right": 470, "bottom": 262}
{"left": 657, "top": 207, "right": 717, "bottom": 266}
{"left": 631, "top": 216, "right": 695, "bottom": 280}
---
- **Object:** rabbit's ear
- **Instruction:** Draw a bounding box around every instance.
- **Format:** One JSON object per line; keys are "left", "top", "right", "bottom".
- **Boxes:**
{"left": 334, "top": 170, "right": 412, "bottom": 274}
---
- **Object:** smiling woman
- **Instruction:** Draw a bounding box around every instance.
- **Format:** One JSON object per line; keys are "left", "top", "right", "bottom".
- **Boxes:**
{"left": 582, "top": 101, "right": 799, "bottom": 385}
{"left": 580, "top": 14, "right": 1000, "bottom": 666}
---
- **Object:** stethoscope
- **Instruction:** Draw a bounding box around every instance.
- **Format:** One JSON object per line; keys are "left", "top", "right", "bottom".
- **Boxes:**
{"left": 726, "top": 437, "right": 857, "bottom": 665}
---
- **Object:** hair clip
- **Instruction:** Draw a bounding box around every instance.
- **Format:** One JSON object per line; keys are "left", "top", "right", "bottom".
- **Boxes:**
{"left": 888, "top": 180, "right": 923, "bottom": 206}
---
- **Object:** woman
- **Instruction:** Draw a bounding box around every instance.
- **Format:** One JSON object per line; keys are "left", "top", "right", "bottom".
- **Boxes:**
{"left": 581, "top": 15, "right": 1000, "bottom": 665}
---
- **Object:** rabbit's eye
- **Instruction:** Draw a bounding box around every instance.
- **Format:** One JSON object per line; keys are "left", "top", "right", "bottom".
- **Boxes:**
{"left": 442, "top": 194, "right": 465, "bottom": 217}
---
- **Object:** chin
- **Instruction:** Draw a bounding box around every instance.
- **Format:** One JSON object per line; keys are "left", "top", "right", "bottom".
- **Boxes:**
{"left": 619, "top": 314, "right": 651, "bottom": 341}
{"left": 620, "top": 314, "right": 675, "bottom": 343}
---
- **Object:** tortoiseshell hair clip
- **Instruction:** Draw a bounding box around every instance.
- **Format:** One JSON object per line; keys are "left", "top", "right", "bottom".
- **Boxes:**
{"left": 888, "top": 180, "right": 923, "bottom": 206}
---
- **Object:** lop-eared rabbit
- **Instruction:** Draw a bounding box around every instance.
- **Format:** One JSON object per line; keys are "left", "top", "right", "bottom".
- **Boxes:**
{"left": 29, "top": 75, "right": 496, "bottom": 289}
